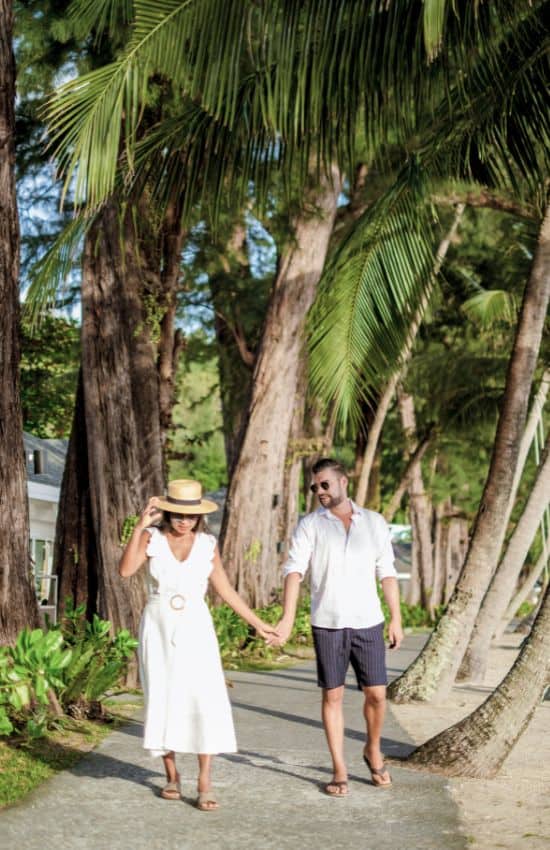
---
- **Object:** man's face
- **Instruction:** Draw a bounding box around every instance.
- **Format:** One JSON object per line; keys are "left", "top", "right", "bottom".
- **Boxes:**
{"left": 311, "top": 468, "right": 347, "bottom": 510}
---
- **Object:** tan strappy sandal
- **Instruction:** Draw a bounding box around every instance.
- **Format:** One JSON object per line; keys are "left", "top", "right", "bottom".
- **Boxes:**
{"left": 196, "top": 790, "right": 219, "bottom": 811}
{"left": 160, "top": 778, "right": 181, "bottom": 800}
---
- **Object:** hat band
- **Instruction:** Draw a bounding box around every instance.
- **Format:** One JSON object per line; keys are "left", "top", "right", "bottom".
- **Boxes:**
{"left": 167, "top": 496, "right": 202, "bottom": 506}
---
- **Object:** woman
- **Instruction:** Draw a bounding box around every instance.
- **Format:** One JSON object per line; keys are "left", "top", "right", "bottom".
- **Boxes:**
{"left": 119, "top": 478, "right": 276, "bottom": 811}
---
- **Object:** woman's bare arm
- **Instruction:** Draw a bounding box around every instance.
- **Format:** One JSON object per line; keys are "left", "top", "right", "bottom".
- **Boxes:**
{"left": 118, "top": 498, "right": 163, "bottom": 577}
{"left": 209, "top": 546, "right": 277, "bottom": 640}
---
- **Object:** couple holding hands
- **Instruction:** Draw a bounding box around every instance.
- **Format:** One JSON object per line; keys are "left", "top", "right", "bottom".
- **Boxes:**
{"left": 119, "top": 458, "right": 403, "bottom": 811}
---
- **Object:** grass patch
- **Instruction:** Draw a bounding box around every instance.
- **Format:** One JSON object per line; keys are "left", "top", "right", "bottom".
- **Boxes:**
{"left": 0, "top": 701, "right": 141, "bottom": 810}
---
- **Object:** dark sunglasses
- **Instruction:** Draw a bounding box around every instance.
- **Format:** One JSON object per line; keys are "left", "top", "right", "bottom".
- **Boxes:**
{"left": 169, "top": 513, "right": 200, "bottom": 521}
{"left": 310, "top": 480, "right": 331, "bottom": 494}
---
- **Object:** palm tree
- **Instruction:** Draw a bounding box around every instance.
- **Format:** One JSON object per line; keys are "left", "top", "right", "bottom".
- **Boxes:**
{"left": 41, "top": 0, "right": 548, "bottom": 615}
{"left": 458, "top": 442, "right": 550, "bottom": 683}
{"left": 388, "top": 203, "right": 550, "bottom": 701}
{"left": 406, "top": 582, "right": 550, "bottom": 778}
{"left": 0, "top": 0, "right": 40, "bottom": 642}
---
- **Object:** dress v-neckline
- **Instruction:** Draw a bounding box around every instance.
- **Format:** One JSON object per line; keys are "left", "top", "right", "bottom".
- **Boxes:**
{"left": 163, "top": 531, "right": 198, "bottom": 564}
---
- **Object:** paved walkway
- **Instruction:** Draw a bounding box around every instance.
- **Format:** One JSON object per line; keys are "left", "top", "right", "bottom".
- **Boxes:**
{"left": 1, "top": 635, "right": 466, "bottom": 850}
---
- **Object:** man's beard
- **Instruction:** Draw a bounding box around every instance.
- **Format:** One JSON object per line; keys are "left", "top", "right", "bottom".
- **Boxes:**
{"left": 320, "top": 493, "right": 345, "bottom": 509}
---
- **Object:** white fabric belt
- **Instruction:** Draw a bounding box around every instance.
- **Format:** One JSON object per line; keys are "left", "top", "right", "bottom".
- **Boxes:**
{"left": 146, "top": 592, "right": 207, "bottom": 611}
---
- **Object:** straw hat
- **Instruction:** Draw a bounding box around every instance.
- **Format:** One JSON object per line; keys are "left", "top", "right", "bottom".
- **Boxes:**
{"left": 155, "top": 479, "right": 218, "bottom": 515}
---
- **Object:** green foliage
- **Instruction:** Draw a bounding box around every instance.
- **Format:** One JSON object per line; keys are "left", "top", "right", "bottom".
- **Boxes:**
{"left": 0, "top": 628, "right": 72, "bottom": 738}
{"left": 120, "top": 515, "right": 140, "bottom": 546}
{"left": 19, "top": 315, "right": 80, "bottom": 439}
{"left": 59, "top": 600, "right": 138, "bottom": 708}
{"left": 169, "top": 351, "right": 227, "bottom": 490}
{"left": 0, "top": 602, "right": 137, "bottom": 740}
{"left": 210, "top": 595, "right": 311, "bottom": 668}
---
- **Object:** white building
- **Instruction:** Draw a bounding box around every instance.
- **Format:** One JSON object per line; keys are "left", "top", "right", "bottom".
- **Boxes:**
{"left": 24, "top": 433, "right": 67, "bottom": 619}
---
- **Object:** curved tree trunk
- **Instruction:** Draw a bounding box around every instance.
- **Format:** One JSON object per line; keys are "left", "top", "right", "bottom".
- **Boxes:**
{"left": 406, "top": 582, "right": 550, "bottom": 777}
{"left": 503, "top": 548, "right": 548, "bottom": 633}
{"left": 458, "top": 442, "right": 550, "bottom": 682}
{"left": 220, "top": 165, "right": 342, "bottom": 606}
{"left": 0, "top": 0, "right": 39, "bottom": 642}
{"left": 389, "top": 204, "right": 550, "bottom": 702}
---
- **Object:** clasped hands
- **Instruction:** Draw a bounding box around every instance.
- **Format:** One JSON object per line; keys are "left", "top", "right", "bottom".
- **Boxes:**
{"left": 255, "top": 618, "right": 293, "bottom": 647}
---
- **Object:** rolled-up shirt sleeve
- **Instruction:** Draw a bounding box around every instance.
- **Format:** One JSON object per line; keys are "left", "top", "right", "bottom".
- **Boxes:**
{"left": 283, "top": 516, "right": 314, "bottom": 579}
{"left": 375, "top": 516, "right": 398, "bottom": 581}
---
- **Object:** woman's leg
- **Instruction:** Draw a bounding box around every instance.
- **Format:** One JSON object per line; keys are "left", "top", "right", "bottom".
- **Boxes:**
{"left": 197, "top": 754, "right": 219, "bottom": 810}
{"left": 162, "top": 750, "right": 178, "bottom": 783}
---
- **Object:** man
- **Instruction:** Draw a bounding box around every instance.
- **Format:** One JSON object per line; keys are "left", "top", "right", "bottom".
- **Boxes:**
{"left": 275, "top": 457, "right": 403, "bottom": 796}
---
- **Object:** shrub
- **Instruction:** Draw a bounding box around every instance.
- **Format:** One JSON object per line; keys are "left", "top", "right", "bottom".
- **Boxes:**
{"left": 0, "top": 602, "right": 137, "bottom": 740}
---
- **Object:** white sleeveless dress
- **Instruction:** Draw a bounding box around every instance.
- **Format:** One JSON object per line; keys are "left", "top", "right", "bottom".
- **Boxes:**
{"left": 138, "top": 527, "right": 237, "bottom": 755}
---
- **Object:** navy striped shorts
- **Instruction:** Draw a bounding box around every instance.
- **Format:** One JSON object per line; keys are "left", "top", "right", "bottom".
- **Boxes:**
{"left": 312, "top": 623, "right": 388, "bottom": 690}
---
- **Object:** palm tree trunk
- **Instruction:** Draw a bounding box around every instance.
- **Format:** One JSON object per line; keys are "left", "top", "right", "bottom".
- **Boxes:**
{"left": 355, "top": 204, "right": 464, "bottom": 506}
{"left": 0, "top": 0, "right": 39, "bottom": 642}
{"left": 388, "top": 204, "right": 550, "bottom": 702}
{"left": 383, "top": 433, "right": 432, "bottom": 523}
{"left": 220, "top": 165, "right": 342, "bottom": 606}
{"left": 458, "top": 442, "right": 550, "bottom": 682}
{"left": 397, "top": 389, "right": 434, "bottom": 611}
{"left": 406, "top": 582, "right": 550, "bottom": 777}
{"left": 502, "top": 549, "right": 548, "bottom": 633}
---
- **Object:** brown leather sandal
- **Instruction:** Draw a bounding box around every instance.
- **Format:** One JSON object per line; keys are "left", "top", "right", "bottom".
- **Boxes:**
{"left": 363, "top": 754, "right": 392, "bottom": 788}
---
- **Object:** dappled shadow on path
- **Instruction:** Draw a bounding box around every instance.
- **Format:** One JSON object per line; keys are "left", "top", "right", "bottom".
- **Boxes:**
{"left": 230, "top": 700, "right": 414, "bottom": 758}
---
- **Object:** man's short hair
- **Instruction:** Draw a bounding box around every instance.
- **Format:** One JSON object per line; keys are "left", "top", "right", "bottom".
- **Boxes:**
{"left": 311, "top": 457, "right": 347, "bottom": 477}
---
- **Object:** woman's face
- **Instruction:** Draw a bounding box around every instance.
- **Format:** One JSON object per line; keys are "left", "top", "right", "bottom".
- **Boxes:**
{"left": 168, "top": 513, "right": 200, "bottom": 534}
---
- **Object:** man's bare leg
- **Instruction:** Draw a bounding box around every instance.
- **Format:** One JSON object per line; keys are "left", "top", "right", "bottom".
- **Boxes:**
{"left": 362, "top": 685, "right": 391, "bottom": 786}
{"left": 321, "top": 686, "right": 348, "bottom": 794}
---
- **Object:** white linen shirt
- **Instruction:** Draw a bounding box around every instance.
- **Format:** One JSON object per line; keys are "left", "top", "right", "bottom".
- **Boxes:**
{"left": 283, "top": 501, "right": 398, "bottom": 629}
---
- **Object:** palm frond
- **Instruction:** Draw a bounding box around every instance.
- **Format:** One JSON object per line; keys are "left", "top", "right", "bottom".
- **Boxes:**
{"left": 308, "top": 160, "right": 438, "bottom": 429}
{"left": 23, "top": 215, "right": 90, "bottom": 326}
{"left": 461, "top": 289, "right": 518, "bottom": 328}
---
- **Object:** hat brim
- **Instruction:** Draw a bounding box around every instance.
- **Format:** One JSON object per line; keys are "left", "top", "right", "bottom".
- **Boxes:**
{"left": 155, "top": 497, "right": 219, "bottom": 515}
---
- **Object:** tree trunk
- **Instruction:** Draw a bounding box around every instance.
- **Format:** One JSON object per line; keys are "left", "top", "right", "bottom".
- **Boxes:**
{"left": 355, "top": 204, "right": 464, "bottom": 506}
{"left": 0, "top": 0, "right": 40, "bottom": 642}
{"left": 53, "top": 370, "right": 98, "bottom": 620}
{"left": 220, "top": 165, "right": 342, "bottom": 606}
{"left": 81, "top": 203, "right": 165, "bottom": 638}
{"left": 388, "top": 204, "right": 550, "bottom": 702}
{"left": 504, "top": 367, "right": 550, "bottom": 527}
{"left": 397, "top": 389, "right": 434, "bottom": 612}
{"left": 458, "top": 443, "right": 550, "bottom": 682}
{"left": 503, "top": 548, "right": 548, "bottom": 631}
{"left": 444, "top": 515, "right": 469, "bottom": 604}
{"left": 383, "top": 433, "right": 433, "bottom": 523}
{"left": 406, "top": 582, "right": 550, "bottom": 777}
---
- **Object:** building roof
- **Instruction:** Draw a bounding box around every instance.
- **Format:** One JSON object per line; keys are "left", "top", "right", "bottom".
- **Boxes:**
{"left": 24, "top": 432, "right": 68, "bottom": 489}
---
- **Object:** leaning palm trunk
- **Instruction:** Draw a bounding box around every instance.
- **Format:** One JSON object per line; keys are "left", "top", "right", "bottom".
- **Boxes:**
{"left": 406, "top": 582, "right": 550, "bottom": 777}
{"left": 0, "top": 0, "right": 40, "bottom": 642}
{"left": 458, "top": 443, "right": 550, "bottom": 682}
{"left": 220, "top": 165, "right": 342, "bottom": 606}
{"left": 397, "top": 388, "right": 434, "bottom": 611}
{"left": 355, "top": 204, "right": 464, "bottom": 506}
{"left": 388, "top": 204, "right": 550, "bottom": 703}
{"left": 502, "top": 549, "right": 548, "bottom": 635}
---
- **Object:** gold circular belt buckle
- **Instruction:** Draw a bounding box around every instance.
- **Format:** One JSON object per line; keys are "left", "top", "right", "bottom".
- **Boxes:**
{"left": 169, "top": 594, "right": 186, "bottom": 611}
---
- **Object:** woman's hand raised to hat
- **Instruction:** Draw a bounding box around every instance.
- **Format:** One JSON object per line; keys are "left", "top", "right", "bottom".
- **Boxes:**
{"left": 137, "top": 498, "right": 163, "bottom": 530}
